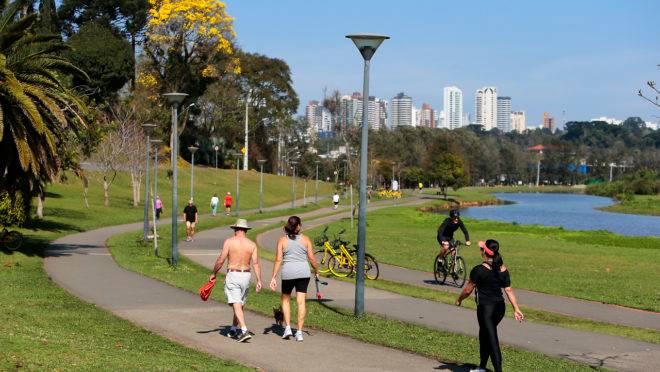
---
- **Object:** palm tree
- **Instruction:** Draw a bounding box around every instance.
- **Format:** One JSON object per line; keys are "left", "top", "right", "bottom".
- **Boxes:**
{"left": 0, "top": 0, "right": 88, "bottom": 196}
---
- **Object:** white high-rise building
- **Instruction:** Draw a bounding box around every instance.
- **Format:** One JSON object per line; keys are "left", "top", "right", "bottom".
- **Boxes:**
{"left": 511, "top": 111, "right": 526, "bottom": 133}
{"left": 339, "top": 92, "right": 388, "bottom": 129}
{"left": 443, "top": 86, "right": 463, "bottom": 129}
{"left": 391, "top": 92, "right": 413, "bottom": 127}
{"left": 475, "top": 87, "right": 498, "bottom": 130}
{"left": 497, "top": 96, "right": 511, "bottom": 132}
{"left": 305, "top": 100, "right": 332, "bottom": 134}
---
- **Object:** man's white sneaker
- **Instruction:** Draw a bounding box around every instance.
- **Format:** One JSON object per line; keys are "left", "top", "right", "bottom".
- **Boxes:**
{"left": 469, "top": 368, "right": 487, "bottom": 372}
{"left": 282, "top": 327, "right": 293, "bottom": 340}
{"left": 295, "top": 330, "right": 303, "bottom": 342}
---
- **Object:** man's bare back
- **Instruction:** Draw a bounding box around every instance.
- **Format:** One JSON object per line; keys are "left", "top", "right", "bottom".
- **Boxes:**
{"left": 225, "top": 235, "right": 257, "bottom": 271}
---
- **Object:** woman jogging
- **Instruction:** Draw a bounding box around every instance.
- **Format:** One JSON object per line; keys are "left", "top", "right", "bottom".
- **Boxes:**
{"left": 455, "top": 239, "right": 524, "bottom": 372}
{"left": 269, "top": 216, "right": 319, "bottom": 342}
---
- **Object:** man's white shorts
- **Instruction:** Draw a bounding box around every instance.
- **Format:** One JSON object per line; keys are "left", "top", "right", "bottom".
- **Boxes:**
{"left": 224, "top": 272, "right": 251, "bottom": 305}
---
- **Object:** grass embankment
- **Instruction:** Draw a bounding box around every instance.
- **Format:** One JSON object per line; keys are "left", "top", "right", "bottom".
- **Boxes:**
{"left": 600, "top": 194, "right": 660, "bottom": 216}
{"left": 245, "top": 224, "right": 660, "bottom": 344}
{"left": 423, "top": 185, "right": 582, "bottom": 203}
{"left": 108, "top": 228, "right": 595, "bottom": 372}
{"left": 305, "top": 205, "right": 660, "bottom": 312}
{"left": 1, "top": 168, "right": 331, "bottom": 370}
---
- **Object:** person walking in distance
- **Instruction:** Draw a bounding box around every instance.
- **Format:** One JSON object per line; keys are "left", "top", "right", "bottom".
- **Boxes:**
{"left": 269, "top": 216, "right": 320, "bottom": 342}
{"left": 456, "top": 239, "right": 524, "bottom": 372}
{"left": 183, "top": 198, "right": 198, "bottom": 242}
{"left": 155, "top": 196, "right": 163, "bottom": 220}
{"left": 224, "top": 192, "right": 233, "bottom": 216}
{"left": 210, "top": 219, "right": 262, "bottom": 342}
{"left": 332, "top": 192, "right": 340, "bottom": 210}
{"left": 210, "top": 193, "right": 220, "bottom": 217}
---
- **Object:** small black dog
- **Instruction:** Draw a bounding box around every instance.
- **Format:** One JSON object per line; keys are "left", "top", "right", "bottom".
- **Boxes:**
{"left": 273, "top": 306, "right": 284, "bottom": 326}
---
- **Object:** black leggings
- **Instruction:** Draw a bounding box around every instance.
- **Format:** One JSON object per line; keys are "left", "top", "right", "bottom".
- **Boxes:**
{"left": 477, "top": 302, "right": 506, "bottom": 372}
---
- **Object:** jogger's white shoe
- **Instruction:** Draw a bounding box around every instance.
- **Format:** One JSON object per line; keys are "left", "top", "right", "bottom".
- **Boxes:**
{"left": 295, "top": 330, "right": 303, "bottom": 342}
{"left": 282, "top": 327, "right": 293, "bottom": 340}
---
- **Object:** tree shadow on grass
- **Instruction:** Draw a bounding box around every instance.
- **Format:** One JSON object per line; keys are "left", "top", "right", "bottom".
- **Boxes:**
{"left": 23, "top": 218, "right": 83, "bottom": 233}
{"left": 1, "top": 234, "right": 52, "bottom": 258}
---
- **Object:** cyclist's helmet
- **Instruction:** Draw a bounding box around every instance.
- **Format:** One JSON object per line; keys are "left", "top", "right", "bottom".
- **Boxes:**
{"left": 449, "top": 209, "right": 460, "bottom": 218}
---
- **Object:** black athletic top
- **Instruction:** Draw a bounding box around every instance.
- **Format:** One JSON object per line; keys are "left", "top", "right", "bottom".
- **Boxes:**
{"left": 436, "top": 217, "right": 470, "bottom": 243}
{"left": 469, "top": 264, "right": 510, "bottom": 305}
{"left": 183, "top": 205, "right": 198, "bottom": 222}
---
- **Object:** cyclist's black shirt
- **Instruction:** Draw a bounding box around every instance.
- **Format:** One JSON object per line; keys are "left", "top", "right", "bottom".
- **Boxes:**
{"left": 436, "top": 217, "right": 470, "bottom": 244}
{"left": 469, "top": 264, "right": 510, "bottom": 305}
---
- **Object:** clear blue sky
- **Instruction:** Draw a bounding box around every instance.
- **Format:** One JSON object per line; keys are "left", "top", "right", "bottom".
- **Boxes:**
{"left": 227, "top": 0, "right": 659, "bottom": 127}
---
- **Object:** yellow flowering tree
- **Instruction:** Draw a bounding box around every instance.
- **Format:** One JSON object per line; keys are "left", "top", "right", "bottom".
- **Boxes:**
{"left": 143, "top": 0, "right": 240, "bottom": 93}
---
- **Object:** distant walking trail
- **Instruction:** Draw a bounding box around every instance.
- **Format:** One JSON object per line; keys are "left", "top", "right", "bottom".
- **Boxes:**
{"left": 191, "top": 199, "right": 659, "bottom": 372}
{"left": 45, "top": 197, "right": 453, "bottom": 372}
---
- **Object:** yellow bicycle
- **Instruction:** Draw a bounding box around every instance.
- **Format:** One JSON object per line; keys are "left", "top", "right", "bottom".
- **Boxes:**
{"left": 313, "top": 227, "right": 379, "bottom": 280}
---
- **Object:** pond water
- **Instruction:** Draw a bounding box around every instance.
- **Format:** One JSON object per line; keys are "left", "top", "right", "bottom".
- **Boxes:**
{"left": 461, "top": 193, "right": 660, "bottom": 237}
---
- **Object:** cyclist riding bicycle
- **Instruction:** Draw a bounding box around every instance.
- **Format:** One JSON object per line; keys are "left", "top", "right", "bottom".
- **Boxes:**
{"left": 437, "top": 209, "right": 471, "bottom": 263}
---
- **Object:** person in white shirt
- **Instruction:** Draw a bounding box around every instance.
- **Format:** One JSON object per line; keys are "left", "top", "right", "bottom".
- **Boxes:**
{"left": 210, "top": 193, "right": 220, "bottom": 216}
{"left": 332, "top": 192, "right": 340, "bottom": 209}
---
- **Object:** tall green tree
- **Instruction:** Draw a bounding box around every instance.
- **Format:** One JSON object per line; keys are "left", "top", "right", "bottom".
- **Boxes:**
{"left": 0, "top": 0, "right": 89, "bottom": 222}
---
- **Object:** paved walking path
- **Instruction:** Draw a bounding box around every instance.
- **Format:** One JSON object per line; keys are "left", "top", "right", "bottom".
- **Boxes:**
{"left": 179, "top": 199, "right": 659, "bottom": 372}
{"left": 257, "top": 212, "right": 660, "bottom": 331}
{"left": 45, "top": 197, "right": 452, "bottom": 371}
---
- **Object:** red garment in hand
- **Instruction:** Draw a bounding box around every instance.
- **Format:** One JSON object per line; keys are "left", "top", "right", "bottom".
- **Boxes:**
{"left": 199, "top": 278, "right": 217, "bottom": 301}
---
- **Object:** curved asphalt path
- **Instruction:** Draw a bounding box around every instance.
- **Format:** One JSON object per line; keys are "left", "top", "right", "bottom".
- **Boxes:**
{"left": 45, "top": 197, "right": 455, "bottom": 372}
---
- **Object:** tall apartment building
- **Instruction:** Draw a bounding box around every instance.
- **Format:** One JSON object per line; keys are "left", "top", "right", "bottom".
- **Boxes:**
{"left": 496, "top": 96, "right": 511, "bottom": 132}
{"left": 475, "top": 87, "right": 498, "bottom": 130}
{"left": 420, "top": 103, "right": 436, "bottom": 128}
{"left": 338, "top": 92, "right": 387, "bottom": 129}
{"left": 511, "top": 111, "right": 526, "bottom": 133}
{"left": 305, "top": 100, "right": 332, "bottom": 134}
{"left": 542, "top": 112, "right": 556, "bottom": 132}
{"left": 443, "top": 86, "right": 463, "bottom": 129}
{"left": 391, "top": 92, "right": 413, "bottom": 127}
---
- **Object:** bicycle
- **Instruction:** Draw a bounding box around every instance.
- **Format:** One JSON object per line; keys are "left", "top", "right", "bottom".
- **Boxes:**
{"left": 0, "top": 227, "right": 23, "bottom": 251}
{"left": 314, "top": 227, "right": 379, "bottom": 280}
{"left": 433, "top": 240, "right": 466, "bottom": 287}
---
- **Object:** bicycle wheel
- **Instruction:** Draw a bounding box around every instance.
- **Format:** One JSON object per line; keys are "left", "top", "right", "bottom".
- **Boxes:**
{"left": 313, "top": 249, "right": 331, "bottom": 274}
{"left": 363, "top": 253, "right": 379, "bottom": 280}
{"left": 328, "top": 254, "right": 352, "bottom": 277}
{"left": 452, "top": 256, "right": 467, "bottom": 287}
{"left": 433, "top": 254, "right": 447, "bottom": 284}
{"left": 5, "top": 231, "right": 22, "bottom": 251}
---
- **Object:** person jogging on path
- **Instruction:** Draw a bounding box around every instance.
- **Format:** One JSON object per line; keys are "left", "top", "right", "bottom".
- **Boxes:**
{"left": 224, "top": 192, "right": 233, "bottom": 216}
{"left": 437, "top": 209, "right": 471, "bottom": 263}
{"left": 210, "top": 193, "right": 219, "bottom": 216}
{"left": 332, "top": 192, "right": 340, "bottom": 209}
{"left": 183, "top": 198, "right": 198, "bottom": 242}
{"left": 155, "top": 196, "right": 163, "bottom": 220}
{"left": 210, "top": 219, "right": 262, "bottom": 342}
{"left": 269, "top": 216, "right": 319, "bottom": 342}
{"left": 456, "top": 239, "right": 524, "bottom": 372}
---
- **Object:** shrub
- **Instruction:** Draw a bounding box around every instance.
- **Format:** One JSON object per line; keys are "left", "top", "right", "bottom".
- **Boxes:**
{"left": 0, "top": 189, "right": 31, "bottom": 226}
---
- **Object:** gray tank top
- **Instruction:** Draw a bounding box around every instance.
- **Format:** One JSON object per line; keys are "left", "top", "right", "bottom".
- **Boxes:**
{"left": 281, "top": 235, "right": 311, "bottom": 280}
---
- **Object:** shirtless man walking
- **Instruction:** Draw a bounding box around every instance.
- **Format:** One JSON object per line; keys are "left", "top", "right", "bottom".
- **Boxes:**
{"left": 210, "top": 219, "right": 263, "bottom": 342}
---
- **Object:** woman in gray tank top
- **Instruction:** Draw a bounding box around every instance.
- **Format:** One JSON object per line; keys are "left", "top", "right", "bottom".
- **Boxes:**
{"left": 269, "top": 216, "right": 319, "bottom": 342}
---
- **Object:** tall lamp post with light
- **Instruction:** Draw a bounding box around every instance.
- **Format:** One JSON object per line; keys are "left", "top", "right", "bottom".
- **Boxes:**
{"left": 151, "top": 139, "right": 163, "bottom": 256}
{"left": 258, "top": 159, "right": 266, "bottom": 213}
{"left": 141, "top": 123, "right": 156, "bottom": 241}
{"left": 290, "top": 160, "right": 298, "bottom": 209}
{"left": 230, "top": 151, "right": 242, "bottom": 216}
{"left": 214, "top": 145, "right": 219, "bottom": 168}
{"left": 314, "top": 160, "right": 320, "bottom": 204}
{"left": 163, "top": 92, "right": 188, "bottom": 267}
{"left": 346, "top": 33, "right": 389, "bottom": 316}
{"left": 188, "top": 146, "right": 198, "bottom": 199}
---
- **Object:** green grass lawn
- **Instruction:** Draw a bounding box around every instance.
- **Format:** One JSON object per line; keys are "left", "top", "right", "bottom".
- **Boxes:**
{"left": 423, "top": 185, "right": 582, "bottom": 203}
{"left": 1, "top": 167, "right": 333, "bottom": 370}
{"left": 305, "top": 206, "right": 660, "bottom": 312}
{"left": 600, "top": 194, "right": 660, "bottom": 216}
{"left": 107, "top": 228, "right": 595, "bottom": 372}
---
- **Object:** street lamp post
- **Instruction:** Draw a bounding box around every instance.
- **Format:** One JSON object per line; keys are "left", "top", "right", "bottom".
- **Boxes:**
{"left": 214, "top": 145, "right": 219, "bottom": 169}
{"left": 346, "top": 33, "right": 389, "bottom": 317}
{"left": 151, "top": 139, "right": 163, "bottom": 256}
{"left": 258, "top": 159, "right": 266, "bottom": 213}
{"left": 315, "top": 160, "right": 320, "bottom": 204}
{"left": 163, "top": 92, "right": 188, "bottom": 267}
{"left": 141, "top": 123, "right": 156, "bottom": 241}
{"left": 243, "top": 92, "right": 250, "bottom": 171}
{"left": 536, "top": 150, "right": 543, "bottom": 186}
{"left": 231, "top": 151, "right": 241, "bottom": 216}
{"left": 290, "top": 161, "right": 298, "bottom": 209}
{"left": 188, "top": 146, "right": 198, "bottom": 199}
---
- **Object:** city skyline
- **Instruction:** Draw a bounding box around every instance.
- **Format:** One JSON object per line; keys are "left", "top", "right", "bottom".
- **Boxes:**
{"left": 228, "top": 0, "right": 659, "bottom": 128}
